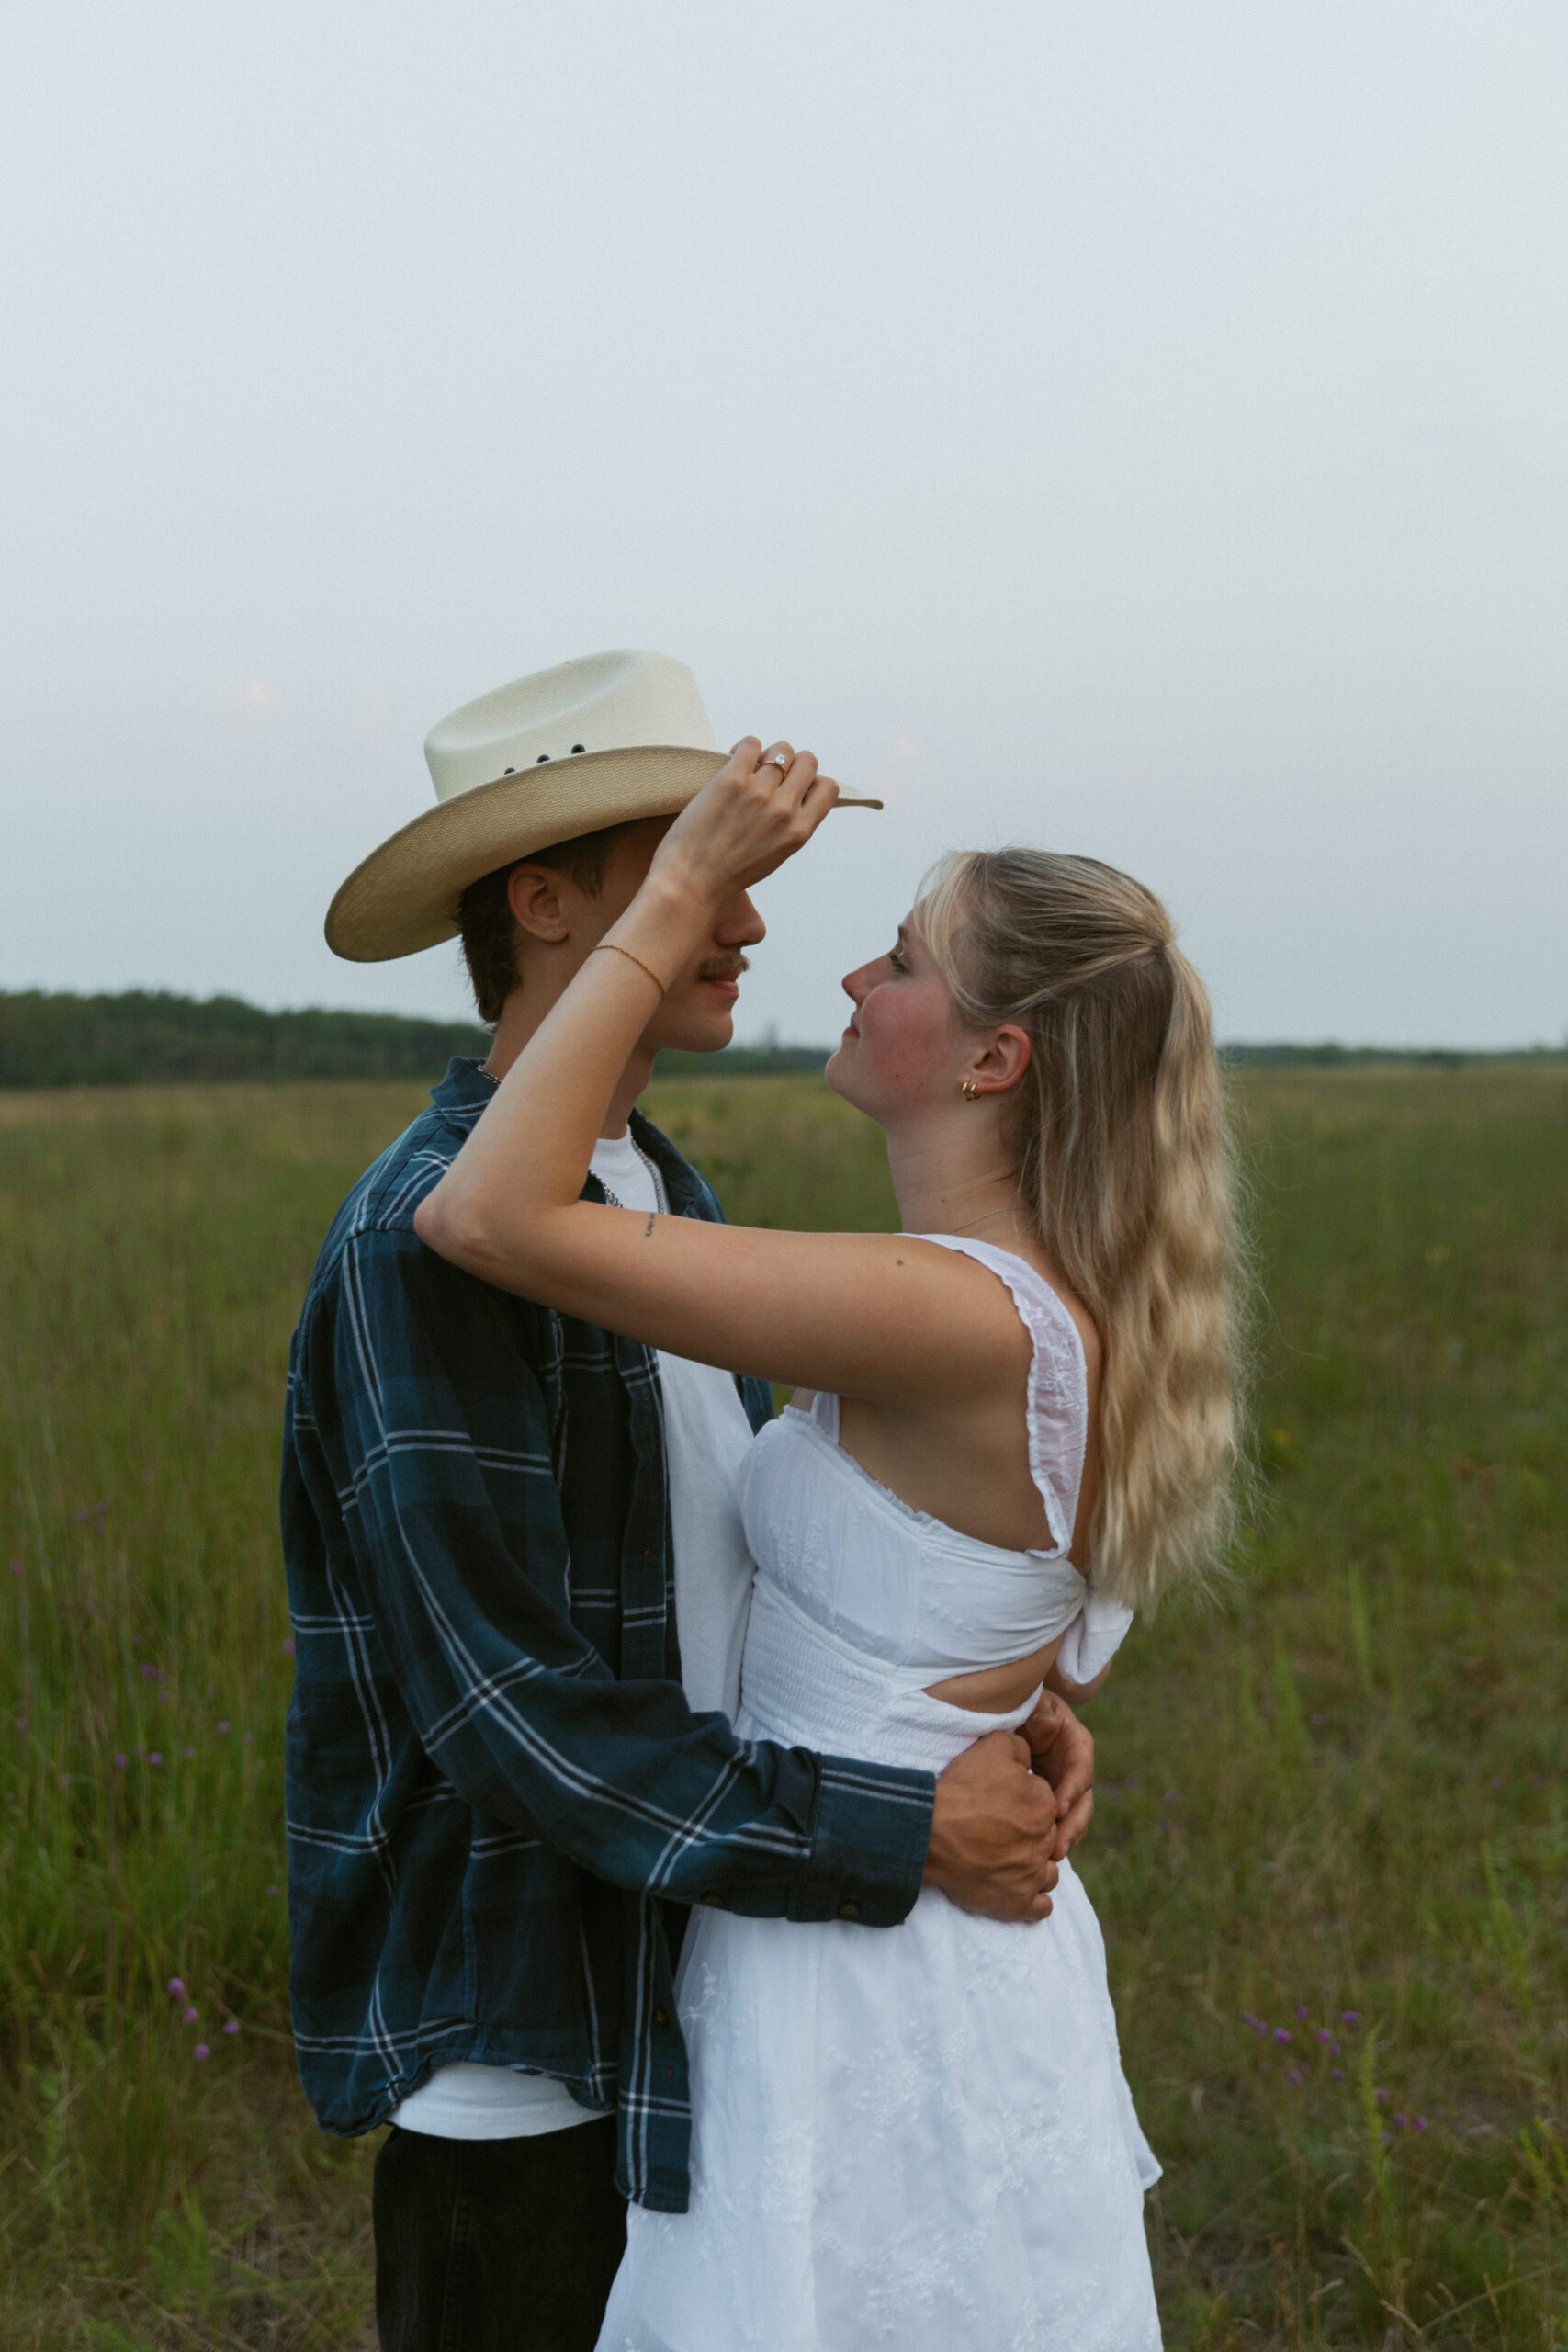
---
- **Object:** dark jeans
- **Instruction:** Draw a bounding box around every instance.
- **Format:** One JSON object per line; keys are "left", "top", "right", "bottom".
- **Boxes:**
{"left": 373, "top": 2118, "right": 626, "bottom": 2352}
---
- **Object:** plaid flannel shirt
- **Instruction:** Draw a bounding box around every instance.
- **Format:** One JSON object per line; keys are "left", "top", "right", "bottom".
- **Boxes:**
{"left": 281, "top": 1058, "right": 934, "bottom": 2211}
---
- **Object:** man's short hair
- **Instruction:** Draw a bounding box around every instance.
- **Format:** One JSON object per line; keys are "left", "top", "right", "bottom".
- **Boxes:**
{"left": 458, "top": 821, "right": 638, "bottom": 1025}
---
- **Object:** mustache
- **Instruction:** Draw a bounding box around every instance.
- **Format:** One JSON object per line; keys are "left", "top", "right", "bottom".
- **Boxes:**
{"left": 696, "top": 955, "right": 750, "bottom": 982}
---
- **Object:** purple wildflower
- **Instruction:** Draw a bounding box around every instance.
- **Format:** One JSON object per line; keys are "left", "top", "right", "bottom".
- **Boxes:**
{"left": 218, "top": 1721, "right": 231, "bottom": 1735}
{"left": 1273, "top": 2027, "right": 1292, "bottom": 2044}
{"left": 1331, "top": 2067, "right": 1345, "bottom": 2082}
{"left": 193, "top": 2043, "right": 209, "bottom": 2062}
{"left": 149, "top": 1752, "right": 163, "bottom": 1767}
{"left": 1341, "top": 2010, "right": 1359, "bottom": 2027}
{"left": 183, "top": 2007, "right": 198, "bottom": 2023}
{"left": 1286, "top": 2067, "right": 1304, "bottom": 2086}
{"left": 1415, "top": 2116, "right": 1428, "bottom": 2131}
{"left": 1295, "top": 2006, "right": 1309, "bottom": 2020}
{"left": 1316, "top": 2029, "right": 1333, "bottom": 2044}
{"left": 167, "top": 1977, "right": 186, "bottom": 1997}
{"left": 1375, "top": 2088, "right": 1390, "bottom": 2105}
{"left": 115, "top": 1754, "right": 128, "bottom": 1768}
{"left": 223, "top": 2019, "right": 239, "bottom": 2036}
{"left": 1393, "top": 2113, "right": 1406, "bottom": 2128}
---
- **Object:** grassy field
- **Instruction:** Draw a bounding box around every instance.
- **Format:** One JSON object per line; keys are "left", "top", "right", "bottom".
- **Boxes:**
{"left": 1, "top": 1066, "right": 1563, "bottom": 2349}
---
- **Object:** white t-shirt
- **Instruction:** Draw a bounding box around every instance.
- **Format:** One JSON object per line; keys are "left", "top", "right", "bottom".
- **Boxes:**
{"left": 392, "top": 1127, "right": 761, "bottom": 2141}
{"left": 590, "top": 1132, "right": 759, "bottom": 1722}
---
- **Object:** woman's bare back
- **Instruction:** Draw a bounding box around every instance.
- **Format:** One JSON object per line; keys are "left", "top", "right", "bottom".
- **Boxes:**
{"left": 790, "top": 1238, "right": 1104, "bottom": 1714}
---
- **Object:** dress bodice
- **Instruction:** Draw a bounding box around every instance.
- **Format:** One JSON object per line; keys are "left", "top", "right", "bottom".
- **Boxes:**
{"left": 734, "top": 1238, "right": 1134, "bottom": 1772}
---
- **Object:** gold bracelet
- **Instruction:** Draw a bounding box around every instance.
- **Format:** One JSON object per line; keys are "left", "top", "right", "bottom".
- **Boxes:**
{"left": 590, "top": 941, "right": 669, "bottom": 997}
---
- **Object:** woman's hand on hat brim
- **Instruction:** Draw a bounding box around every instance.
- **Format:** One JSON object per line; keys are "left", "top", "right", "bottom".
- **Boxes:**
{"left": 648, "top": 735, "right": 840, "bottom": 907}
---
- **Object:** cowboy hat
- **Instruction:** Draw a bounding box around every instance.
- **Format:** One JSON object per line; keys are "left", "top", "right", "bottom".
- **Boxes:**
{"left": 324, "top": 649, "right": 882, "bottom": 961}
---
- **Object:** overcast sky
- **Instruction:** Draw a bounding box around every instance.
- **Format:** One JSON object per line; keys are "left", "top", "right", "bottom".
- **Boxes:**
{"left": 4, "top": 2, "right": 1565, "bottom": 1047}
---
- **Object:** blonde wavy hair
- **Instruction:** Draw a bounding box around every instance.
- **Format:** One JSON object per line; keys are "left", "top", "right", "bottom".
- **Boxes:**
{"left": 918, "top": 849, "right": 1248, "bottom": 1611}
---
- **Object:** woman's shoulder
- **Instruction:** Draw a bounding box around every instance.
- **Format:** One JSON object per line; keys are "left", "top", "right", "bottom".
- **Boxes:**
{"left": 915, "top": 1234, "right": 1101, "bottom": 1392}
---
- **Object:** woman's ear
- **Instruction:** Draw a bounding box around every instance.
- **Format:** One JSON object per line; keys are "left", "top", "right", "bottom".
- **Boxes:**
{"left": 506, "top": 863, "right": 572, "bottom": 944}
{"left": 975, "top": 1024, "right": 1032, "bottom": 1095}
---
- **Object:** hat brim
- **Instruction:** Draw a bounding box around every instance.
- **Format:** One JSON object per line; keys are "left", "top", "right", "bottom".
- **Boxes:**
{"left": 325, "top": 745, "right": 884, "bottom": 962}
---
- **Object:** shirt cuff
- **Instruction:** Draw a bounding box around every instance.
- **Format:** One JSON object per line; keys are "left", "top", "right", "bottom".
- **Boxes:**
{"left": 789, "top": 1755, "right": 935, "bottom": 1927}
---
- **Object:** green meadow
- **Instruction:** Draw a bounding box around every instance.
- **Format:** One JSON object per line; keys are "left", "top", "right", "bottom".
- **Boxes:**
{"left": 1, "top": 1066, "right": 1563, "bottom": 2349}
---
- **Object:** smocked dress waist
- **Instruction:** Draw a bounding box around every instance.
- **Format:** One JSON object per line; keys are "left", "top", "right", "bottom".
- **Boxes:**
{"left": 737, "top": 1571, "right": 1039, "bottom": 1775}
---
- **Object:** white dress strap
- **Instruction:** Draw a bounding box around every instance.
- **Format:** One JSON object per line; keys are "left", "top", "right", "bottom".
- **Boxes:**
{"left": 804, "top": 1241, "right": 1135, "bottom": 1684}
{"left": 912, "top": 1234, "right": 1088, "bottom": 1557}
{"left": 913, "top": 1234, "right": 1134, "bottom": 1684}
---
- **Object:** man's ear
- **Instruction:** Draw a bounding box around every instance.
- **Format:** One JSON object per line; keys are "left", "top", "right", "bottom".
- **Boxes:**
{"left": 506, "top": 862, "right": 573, "bottom": 944}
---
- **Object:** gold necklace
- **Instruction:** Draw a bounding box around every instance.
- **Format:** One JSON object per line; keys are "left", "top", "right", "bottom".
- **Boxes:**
{"left": 949, "top": 1204, "right": 1029, "bottom": 1234}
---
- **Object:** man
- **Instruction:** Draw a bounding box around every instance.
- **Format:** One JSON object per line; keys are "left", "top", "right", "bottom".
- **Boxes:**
{"left": 283, "top": 650, "right": 1095, "bottom": 2351}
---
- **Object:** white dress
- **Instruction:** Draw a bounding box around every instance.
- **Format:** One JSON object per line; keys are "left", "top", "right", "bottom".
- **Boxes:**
{"left": 597, "top": 1238, "right": 1163, "bottom": 2352}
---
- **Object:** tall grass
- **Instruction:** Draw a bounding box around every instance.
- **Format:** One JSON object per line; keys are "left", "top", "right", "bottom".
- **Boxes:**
{"left": 1, "top": 1067, "right": 1564, "bottom": 2347}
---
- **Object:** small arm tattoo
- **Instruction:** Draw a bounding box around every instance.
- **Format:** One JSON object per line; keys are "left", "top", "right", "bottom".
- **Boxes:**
{"left": 643, "top": 1213, "right": 656, "bottom": 1238}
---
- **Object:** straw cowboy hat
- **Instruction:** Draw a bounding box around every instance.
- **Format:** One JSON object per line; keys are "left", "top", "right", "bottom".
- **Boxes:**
{"left": 325, "top": 649, "right": 882, "bottom": 962}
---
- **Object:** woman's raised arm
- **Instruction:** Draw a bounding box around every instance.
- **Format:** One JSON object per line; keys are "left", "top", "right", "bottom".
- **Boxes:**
{"left": 412, "top": 741, "right": 1026, "bottom": 1412}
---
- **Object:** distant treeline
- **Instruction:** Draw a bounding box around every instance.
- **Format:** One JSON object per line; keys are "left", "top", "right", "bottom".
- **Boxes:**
{"left": 0, "top": 989, "right": 832, "bottom": 1088}
{"left": 0, "top": 990, "right": 1560, "bottom": 1088}
{"left": 0, "top": 989, "right": 492, "bottom": 1087}
{"left": 652, "top": 1044, "right": 830, "bottom": 1078}
{"left": 1219, "top": 1041, "right": 1565, "bottom": 1069}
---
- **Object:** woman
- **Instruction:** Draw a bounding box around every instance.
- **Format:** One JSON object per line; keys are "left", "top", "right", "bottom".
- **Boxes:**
{"left": 416, "top": 740, "right": 1245, "bottom": 2350}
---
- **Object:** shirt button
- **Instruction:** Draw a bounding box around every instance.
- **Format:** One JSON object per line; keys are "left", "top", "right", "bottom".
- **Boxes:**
{"left": 653, "top": 2007, "right": 670, "bottom": 2028}
{"left": 837, "top": 1899, "right": 862, "bottom": 1921}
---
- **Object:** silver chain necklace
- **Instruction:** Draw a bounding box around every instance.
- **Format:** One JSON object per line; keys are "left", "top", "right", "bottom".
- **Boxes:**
{"left": 600, "top": 1136, "right": 666, "bottom": 1215}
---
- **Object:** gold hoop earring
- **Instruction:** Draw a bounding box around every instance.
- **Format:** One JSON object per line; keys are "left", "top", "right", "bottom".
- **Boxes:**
{"left": 960, "top": 1080, "right": 981, "bottom": 1102}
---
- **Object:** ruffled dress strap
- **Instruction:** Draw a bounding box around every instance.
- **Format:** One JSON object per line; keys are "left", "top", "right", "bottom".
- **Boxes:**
{"left": 913, "top": 1234, "right": 1134, "bottom": 1683}
{"left": 913, "top": 1235, "right": 1087, "bottom": 1555}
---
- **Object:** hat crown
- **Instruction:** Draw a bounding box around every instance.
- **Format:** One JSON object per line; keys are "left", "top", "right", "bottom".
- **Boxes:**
{"left": 423, "top": 650, "right": 718, "bottom": 805}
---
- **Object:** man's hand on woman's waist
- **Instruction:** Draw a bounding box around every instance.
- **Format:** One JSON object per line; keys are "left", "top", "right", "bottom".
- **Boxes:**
{"left": 1021, "top": 1690, "right": 1095, "bottom": 1863}
{"left": 922, "top": 1732, "right": 1063, "bottom": 1922}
